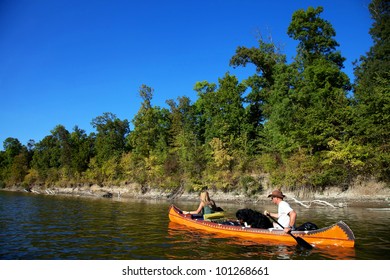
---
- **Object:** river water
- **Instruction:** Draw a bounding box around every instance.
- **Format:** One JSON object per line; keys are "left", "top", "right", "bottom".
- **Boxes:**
{"left": 0, "top": 191, "right": 389, "bottom": 260}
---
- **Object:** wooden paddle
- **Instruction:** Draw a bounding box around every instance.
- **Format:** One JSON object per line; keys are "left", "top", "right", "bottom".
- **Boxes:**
{"left": 267, "top": 214, "right": 313, "bottom": 249}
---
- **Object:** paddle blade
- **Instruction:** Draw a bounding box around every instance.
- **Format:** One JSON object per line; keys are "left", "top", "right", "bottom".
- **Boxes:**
{"left": 295, "top": 236, "right": 313, "bottom": 250}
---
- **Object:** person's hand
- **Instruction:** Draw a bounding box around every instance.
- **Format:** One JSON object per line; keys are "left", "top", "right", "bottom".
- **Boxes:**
{"left": 183, "top": 211, "right": 190, "bottom": 215}
{"left": 284, "top": 227, "right": 292, "bottom": 233}
{"left": 264, "top": 210, "right": 269, "bottom": 216}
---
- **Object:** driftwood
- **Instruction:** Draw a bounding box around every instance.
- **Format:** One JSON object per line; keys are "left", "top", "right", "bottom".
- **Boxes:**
{"left": 45, "top": 189, "right": 55, "bottom": 195}
{"left": 289, "top": 197, "right": 344, "bottom": 208}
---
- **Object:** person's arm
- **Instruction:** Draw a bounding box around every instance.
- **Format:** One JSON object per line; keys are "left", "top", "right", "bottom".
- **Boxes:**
{"left": 284, "top": 209, "right": 297, "bottom": 233}
{"left": 264, "top": 210, "right": 279, "bottom": 218}
{"left": 184, "top": 202, "right": 204, "bottom": 215}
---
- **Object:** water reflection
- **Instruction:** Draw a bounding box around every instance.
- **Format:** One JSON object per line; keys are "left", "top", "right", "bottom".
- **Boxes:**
{"left": 167, "top": 222, "right": 356, "bottom": 260}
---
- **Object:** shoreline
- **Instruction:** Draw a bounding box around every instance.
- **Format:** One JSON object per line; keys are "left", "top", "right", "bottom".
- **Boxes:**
{"left": 2, "top": 183, "right": 390, "bottom": 208}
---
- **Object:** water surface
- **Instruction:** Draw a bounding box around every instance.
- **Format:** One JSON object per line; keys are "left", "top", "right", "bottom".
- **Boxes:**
{"left": 0, "top": 191, "right": 389, "bottom": 259}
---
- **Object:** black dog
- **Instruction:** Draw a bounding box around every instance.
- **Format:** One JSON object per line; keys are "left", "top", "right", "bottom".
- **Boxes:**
{"left": 295, "top": 222, "right": 318, "bottom": 231}
{"left": 236, "top": 208, "right": 273, "bottom": 229}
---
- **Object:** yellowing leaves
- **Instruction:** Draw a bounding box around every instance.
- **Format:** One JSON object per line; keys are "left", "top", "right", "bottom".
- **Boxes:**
{"left": 323, "top": 138, "right": 368, "bottom": 169}
{"left": 209, "top": 138, "right": 234, "bottom": 170}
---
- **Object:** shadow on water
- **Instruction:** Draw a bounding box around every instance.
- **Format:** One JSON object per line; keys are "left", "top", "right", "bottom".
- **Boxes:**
{"left": 0, "top": 191, "right": 388, "bottom": 259}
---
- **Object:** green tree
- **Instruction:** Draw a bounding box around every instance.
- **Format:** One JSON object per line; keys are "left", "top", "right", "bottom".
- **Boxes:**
{"left": 194, "top": 73, "right": 246, "bottom": 149}
{"left": 231, "top": 7, "right": 353, "bottom": 188}
{"left": 51, "top": 125, "right": 72, "bottom": 171}
{"left": 91, "top": 112, "right": 130, "bottom": 164}
{"left": 354, "top": 0, "right": 389, "bottom": 95}
{"left": 165, "top": 96, "right": 208, "bottom": 186}
{"left": 8, "top": 152, "right": 29, "bottom": 185}
{"left": 126, "top": 85, "right": 171, "bottom": 186}
{"left": 1, "top": 138, "right": 30, "bottom": 185}
{"left": 69, "top": 126, "right": 94, "bottom": 176}
{"left": 129, "top": 85, "right": 170, "bottom": 158}
{"left": 230, "top": 37, "right": 288, "bottom": 155}
{"left": 2, "top": 137, "right": 23, "bottom": 166}
{"left": 31, "top": 135, "right": 61, "bottom": 182}
{"left": 194, "top": 74, "right": 248, "bottom": 188}
{"left": 254, "top": 58, "right": 298, "bottom": 155}
{"left": 352, "top": 0, "right": 390, "bottom": 180}
{"left": 284, "top": 6, "right": 351, "bottom": 153}
{"left": 287, "top": 6, "right": 345, "bottom": 68}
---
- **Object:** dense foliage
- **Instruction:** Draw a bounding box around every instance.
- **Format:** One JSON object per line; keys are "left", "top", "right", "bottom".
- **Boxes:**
{"left": 1, "top": 2, "right": 389, "bottom": 193}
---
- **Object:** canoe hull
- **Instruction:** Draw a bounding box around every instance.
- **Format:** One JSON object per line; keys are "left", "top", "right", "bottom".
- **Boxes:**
{"left": 168, "top": 205, "right": 355, "bottom": 247}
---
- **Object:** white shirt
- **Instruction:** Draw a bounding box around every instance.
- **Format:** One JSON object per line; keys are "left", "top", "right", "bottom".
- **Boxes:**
{"left": 276, "top": 201, "right": 294, "bottom": 229}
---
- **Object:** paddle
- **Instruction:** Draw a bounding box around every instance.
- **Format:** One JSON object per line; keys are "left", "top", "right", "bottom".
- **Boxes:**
{"left": 267, "top": 214, "right": 313, "bottom": 250}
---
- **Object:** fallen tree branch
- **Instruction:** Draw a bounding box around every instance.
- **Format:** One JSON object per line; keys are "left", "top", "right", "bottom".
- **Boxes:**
{"left": 289, "top": 197, "right": 311, "bottom": 208}
{"left": 289, "top": 197, "right": 339, "bottom": 208}
{"left": 311, "top": 199, "right": 337, "bottom": 208}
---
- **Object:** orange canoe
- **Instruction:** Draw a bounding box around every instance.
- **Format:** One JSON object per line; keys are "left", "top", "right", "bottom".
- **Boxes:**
{"left": 168, "top": 205, "right": 355, "bottom": 248}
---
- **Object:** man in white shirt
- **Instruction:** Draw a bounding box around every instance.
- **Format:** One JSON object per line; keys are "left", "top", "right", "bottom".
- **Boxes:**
{"left": 264, "top": 189, "right": 297, "bottom": 233}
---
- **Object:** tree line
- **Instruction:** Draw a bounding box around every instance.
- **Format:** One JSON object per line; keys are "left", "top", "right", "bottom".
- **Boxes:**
{"left": 1, "top": 2, "right": 389, "bottom": 194}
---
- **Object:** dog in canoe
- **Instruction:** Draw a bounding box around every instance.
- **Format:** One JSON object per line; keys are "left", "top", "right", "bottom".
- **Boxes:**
{"left": 236, "top": 208, "right": 273, "bottom": 229}
{"left": 236, "top": 208, "right": 319, "bottom": 231}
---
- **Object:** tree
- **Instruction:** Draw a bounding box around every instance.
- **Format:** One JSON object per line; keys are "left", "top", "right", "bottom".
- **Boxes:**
{"left": 284, "top": 6, "right": 351, "bottom": 153}
{"left": 1, "top": 138, "right": 29, "bottom": 185}
{"left": 8, "top": 153, "right": 29, "bottom": 185}
{"left": 352, "top": 0, "right": 390, "bottom": 180}
{"left": 166, "top": 96, "right": 204, "bottom": 179}
{"left": 128, "top": 85, "right": 170, "bottom": 158}
{"left": 229, "top": 7, "right": 354, "bottom": 188}
{"left": 69, "top": 126, "right": 94, "bottom": 176}
{"left": 51, "top": 125, "right": 72, "bottom": 170}
{"left": 3, "top": 137, "right": 23, "bottom": 165}
{"left": 91, "top": 112, "right": 130, "bottom": 164}
{"left": 260, "top": 62, "right": 302, "bottom": 155}
{"left": 354, "top": 0, "right": 389, "bottom": 93}
{"left": 194, "top": 73, "right": 246, "bottom": 149}
{"left": 31, "top": 135, "right": 61, "bottom": 181}
{"left": 230, "top": 38, "right": 286, "bottom": 153}
{"left": 125, "top": 85, "right": 172, "bottom": 186}
{"left": 353, "top": 0, "right": 389, "bottom": 145}
{"left": 287, "top": 6, "right": 345, "bottom": 68}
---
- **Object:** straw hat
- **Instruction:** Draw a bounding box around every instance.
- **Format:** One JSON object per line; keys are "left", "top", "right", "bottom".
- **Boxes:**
{"left": 267, "top": 189, "right": 285, "bottom": 199}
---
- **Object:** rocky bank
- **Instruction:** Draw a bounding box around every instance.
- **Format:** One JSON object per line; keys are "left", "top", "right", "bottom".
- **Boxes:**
{"left": 2, "top": 178, "right": 390, "bottom": 207}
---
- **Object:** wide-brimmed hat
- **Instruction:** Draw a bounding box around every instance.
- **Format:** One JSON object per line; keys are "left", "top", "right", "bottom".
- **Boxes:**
{"left": 267, "top": 189, "right": 285, "bottom": 199}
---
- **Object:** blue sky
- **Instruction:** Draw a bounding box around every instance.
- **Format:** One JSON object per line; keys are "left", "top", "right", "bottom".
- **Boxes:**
{"left": 0, "top": 0, "right": 373, "bottom": 149}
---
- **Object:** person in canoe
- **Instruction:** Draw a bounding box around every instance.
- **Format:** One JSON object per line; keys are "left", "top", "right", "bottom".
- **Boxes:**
{"left": 264, "top": 189, "right": 297, "bottom": 233}
{"left": 183, "top": 190, "right": 219, "bottom": 215}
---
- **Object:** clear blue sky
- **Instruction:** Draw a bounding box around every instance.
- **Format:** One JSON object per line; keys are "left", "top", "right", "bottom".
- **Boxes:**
{"left": 0, "top": 0, "right": 373, "bottom": 149}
